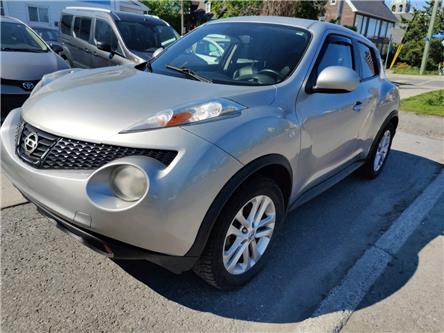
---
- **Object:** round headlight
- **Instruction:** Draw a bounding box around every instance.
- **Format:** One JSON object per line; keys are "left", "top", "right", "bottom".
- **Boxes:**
{"left": 109, "top": 165, "right": 148, "bottom": 202}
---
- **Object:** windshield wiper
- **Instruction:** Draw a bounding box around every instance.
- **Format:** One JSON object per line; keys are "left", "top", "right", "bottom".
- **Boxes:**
{"left": 166, "top": 64, "right": 212, "bottom": 83}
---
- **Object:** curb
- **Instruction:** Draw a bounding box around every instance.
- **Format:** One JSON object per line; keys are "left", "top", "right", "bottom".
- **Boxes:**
{"left": 306, "top": 169, "right": 444, "bottom": 333}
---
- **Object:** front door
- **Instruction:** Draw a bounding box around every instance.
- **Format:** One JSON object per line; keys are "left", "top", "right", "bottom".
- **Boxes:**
{"left": 296, "top": 35, "right": 363, "bottom": 193}
{"left": 93, "top": 18, "right": 123, "bottom": 68}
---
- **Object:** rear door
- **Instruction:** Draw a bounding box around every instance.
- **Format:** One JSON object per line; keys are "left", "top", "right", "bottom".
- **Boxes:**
{"left": 296, "top": 34, "right": 363, "bottom": 192}
{"left": 352, "top": 41, "right": 382, "bottom": 153}
{"left": 71, "top": 16, "right": 94, "bottom": 68}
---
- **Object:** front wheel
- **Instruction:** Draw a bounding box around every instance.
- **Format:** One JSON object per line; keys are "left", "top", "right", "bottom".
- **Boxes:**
{"left": 359, "top": 123, "right": 395, "bottom": 179}
{"left": 194, "top": 176, "right": 285, "bottom": 290}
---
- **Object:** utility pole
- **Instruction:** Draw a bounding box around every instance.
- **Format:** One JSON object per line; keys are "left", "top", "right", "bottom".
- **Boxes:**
{"left": 180, "top": 0, "right": 185, "bottom": 35}
{"left": 420, "top": 0, "right": 439, "bottom": 74}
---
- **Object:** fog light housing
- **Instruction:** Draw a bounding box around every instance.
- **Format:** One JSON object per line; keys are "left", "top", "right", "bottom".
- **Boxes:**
{"left": 110, "top": 165, "right": 148, "bottom": 202}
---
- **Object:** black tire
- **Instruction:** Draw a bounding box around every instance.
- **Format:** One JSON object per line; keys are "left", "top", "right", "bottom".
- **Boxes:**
{"left": 193, "top": 176, "right": 285, "bottom": 290}
{"left": 358, "top": 123, "right": 395, "bottom": 179}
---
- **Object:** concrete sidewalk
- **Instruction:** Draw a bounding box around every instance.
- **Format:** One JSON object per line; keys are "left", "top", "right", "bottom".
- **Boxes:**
{"left": 342, "top": 193, "right": 444, "bottom": 333}
{"left": 1, "top": 171, "right": 27, "bottom": 209}
{"left": 386, "top": 72, "right": 443, "bottom": 99}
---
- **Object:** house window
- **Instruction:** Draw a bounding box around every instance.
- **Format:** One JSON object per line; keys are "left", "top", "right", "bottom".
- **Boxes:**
{"left": 399, "top": 4, "right": 403, "bottom": 12}
{"left": 0, "top": 0, "right": 5, "bottom": 16}
{"left": 380, "top": 21, "right": 388, "bottom": 38}
{"left": 360, "top": 16, "right": 368, "bottom": 35}
{"left": 28, "top": 6, "right": 49, "bottom": 23}
{"left": 392, "top": 5, "right": 396, "bottom": 11}
{"left": 386, "top": 23, "right": 394, "bottom": 38}
{"left": 366, "top": 18, "right": 379, "bottom": 38}
{"left": 330, "top": 0, "right": 337, "bottom": 5}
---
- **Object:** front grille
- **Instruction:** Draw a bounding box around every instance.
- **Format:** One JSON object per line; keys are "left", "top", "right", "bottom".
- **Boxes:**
{"left": 16, "top": 123, "right": 178, "bottom": 170}
{"left": 1, "top": 78, "right": 40, "bottom": 90}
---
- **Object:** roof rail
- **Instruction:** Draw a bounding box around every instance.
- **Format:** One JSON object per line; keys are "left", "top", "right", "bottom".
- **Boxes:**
{"left": 64, "top": 6, "right": 111, "bottom": 13}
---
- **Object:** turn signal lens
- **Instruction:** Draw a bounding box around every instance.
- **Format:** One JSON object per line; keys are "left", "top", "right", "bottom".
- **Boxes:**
{"left": 109, "top": 165, "right": 148, "bottom": 202}
{"left": 120, "top": 98, "right": 245, "bottom": 133}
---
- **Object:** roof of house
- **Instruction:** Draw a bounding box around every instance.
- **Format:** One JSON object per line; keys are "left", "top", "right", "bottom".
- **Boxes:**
{"left": 347, "top": 0, "right": 398, "bottom": 23}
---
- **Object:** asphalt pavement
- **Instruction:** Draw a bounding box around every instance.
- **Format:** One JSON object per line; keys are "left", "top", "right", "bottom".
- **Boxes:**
{"left": 1, "top": 127, "right": 442, "bottom": 332}
{"left": 342, "top": 193, "right": 444, "bottom": 333}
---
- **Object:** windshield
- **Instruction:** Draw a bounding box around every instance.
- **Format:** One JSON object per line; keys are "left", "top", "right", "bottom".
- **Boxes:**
{"left": 115, "top": 20, "right": 179, "bottom": 53}
{"left": 1, "top": 21, "right": 49, "bottom": 52}
{"left": 34, "top": 27, "right": 58, "bottom": 42}
{"left": 150, "top": 23, "right": 311, "bottom": 86}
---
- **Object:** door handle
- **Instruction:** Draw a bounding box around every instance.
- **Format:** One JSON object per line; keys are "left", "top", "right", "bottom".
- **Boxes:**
{"left": 353, "top": 101, "right": 363, "bottom": 112}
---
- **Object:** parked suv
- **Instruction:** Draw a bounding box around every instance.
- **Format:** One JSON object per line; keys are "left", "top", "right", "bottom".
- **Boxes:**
{"left": 59, "top": 7, "right": 179, "bottom": 68}
{"left": 1, "top": 17, "right": 399, "bottom": 290}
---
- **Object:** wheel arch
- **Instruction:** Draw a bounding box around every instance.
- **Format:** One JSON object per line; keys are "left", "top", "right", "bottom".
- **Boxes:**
{"left": 186, "top": 154, "right": 292, "bottom": 257}
{"left": 367, "top": 110, "right": 398, "bottom": 159}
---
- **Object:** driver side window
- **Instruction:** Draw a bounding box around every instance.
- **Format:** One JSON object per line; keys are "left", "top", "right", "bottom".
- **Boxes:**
{"left": 317, "top": 42, "right": 354, "bottom": 75}
{"left": 94, "top": 19, "right": 119, "bottom": 52}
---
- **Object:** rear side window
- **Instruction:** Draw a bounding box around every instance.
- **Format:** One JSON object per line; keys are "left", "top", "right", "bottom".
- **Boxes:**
{"left": 61, "top": 14, "right": 72, "bottom": 35}
{"left": 357, "top": 43, "right": 378, "bottom": 79}
{"left": 73, "top": 16, "right": 91, "bottom": 41}
{"left": 317, "top": 42, "right": 354, "bottom": 75}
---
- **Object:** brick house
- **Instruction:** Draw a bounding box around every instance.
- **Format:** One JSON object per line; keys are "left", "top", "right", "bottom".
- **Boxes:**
{"left": 323, "top": 0, "right": 398, "bottom": 55}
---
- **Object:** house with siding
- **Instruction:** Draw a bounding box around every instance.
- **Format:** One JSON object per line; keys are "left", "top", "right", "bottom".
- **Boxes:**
{"left": 323, "top": 0, "right": 398, "bottom": 55}
{"left": 0, "top": 0, "right": 149, "bottom": 28}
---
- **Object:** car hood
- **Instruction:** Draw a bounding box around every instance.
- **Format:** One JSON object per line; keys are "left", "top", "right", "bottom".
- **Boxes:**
{"left": 22, "top": 65, "right": 276, "bottom": 142}
{"left": 0, "top": 51, "right": 66, "bottom": 81}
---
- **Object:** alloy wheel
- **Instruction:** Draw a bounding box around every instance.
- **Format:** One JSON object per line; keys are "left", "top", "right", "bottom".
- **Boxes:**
{"left": 373, "top": 129, "right": 391, "bottom": 172}
{"left": 222, "top": 195, "right": 276, "bottom": 275}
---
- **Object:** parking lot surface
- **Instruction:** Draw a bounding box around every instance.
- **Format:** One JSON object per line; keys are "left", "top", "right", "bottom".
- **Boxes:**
{"left": 343, "top": 193, "right": 444, "bottom": 333}
{"left": 1, "top": 125, "right": 442, "bottom": 332}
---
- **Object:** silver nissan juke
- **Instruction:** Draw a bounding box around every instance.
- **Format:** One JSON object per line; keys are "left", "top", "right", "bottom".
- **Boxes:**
{"left": 1, "top": 16, "right": 399, "bottom": 289}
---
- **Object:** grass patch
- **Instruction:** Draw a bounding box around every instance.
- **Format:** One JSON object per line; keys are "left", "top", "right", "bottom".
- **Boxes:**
{"left": 400, "top": 90, "right": 444, "bottom": 117}
{"left": 392, "top": 63, "right": 437, "bottom": 75}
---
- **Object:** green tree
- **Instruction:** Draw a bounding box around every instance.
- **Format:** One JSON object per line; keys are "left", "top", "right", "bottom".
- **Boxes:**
{"left": 211, "top": 0, "right": 325, "bottom": 19}
{"left": 142, "top": 0, "right": 192, "bottom": 32}
{"left": 294, "top": 0, "right": 326, "bottom": 19}
{"left": 211, "top": 0, "right": 263, "bottom": 18}
{"left": 399, "top": 0, "right": 444, "bottom": 69}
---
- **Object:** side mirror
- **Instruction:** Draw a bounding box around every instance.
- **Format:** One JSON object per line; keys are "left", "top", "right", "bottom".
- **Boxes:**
{"left": 314, "top": 66, "right": 360, "bottom": 93}
{"left": 50, "top": 43, "right": 63, "bottom": 54}
{"left": 97, "top": 41, "right": 113, "bottom": 53}
{"left": 152, "top": 47, "right": 164, "bottom": 58}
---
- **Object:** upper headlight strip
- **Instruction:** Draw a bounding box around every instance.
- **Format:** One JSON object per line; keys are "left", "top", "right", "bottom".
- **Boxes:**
{"left": 120, "top": 98, "right": 245, "bottom": 133}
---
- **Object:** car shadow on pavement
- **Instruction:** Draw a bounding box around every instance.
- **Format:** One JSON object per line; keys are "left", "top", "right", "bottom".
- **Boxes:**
{"left": 114, "top": 150, "right": 442, "bottom": 324}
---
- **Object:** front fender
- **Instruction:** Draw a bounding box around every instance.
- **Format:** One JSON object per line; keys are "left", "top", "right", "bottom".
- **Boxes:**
{"left": 182, "top": 106, "right": 300, "bottom": 167}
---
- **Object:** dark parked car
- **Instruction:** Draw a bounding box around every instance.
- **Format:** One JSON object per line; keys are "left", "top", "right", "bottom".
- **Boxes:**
{"left": 30, "top": 25, "right": 63, "bottom": 54}
{"left": 0, "top": 16, "right": 68, "bottom": 121}
{"left": 59, "top": 7, "right": 179, "bottom": 68}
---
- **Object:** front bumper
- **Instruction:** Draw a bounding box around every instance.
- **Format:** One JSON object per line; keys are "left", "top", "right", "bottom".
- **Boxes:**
{"left": 1, "top": 108, "right": 242, "bottom": 258}
{"left": 30, "top": 195, "right": 196, "bottom": 273}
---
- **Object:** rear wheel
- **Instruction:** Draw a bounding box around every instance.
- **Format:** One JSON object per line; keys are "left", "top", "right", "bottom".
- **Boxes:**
{"left": 359, "top": 123, "right": 395, "bottom": 179}
{"left": 194, "top": 176, "right": 285, "bottom": 290}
